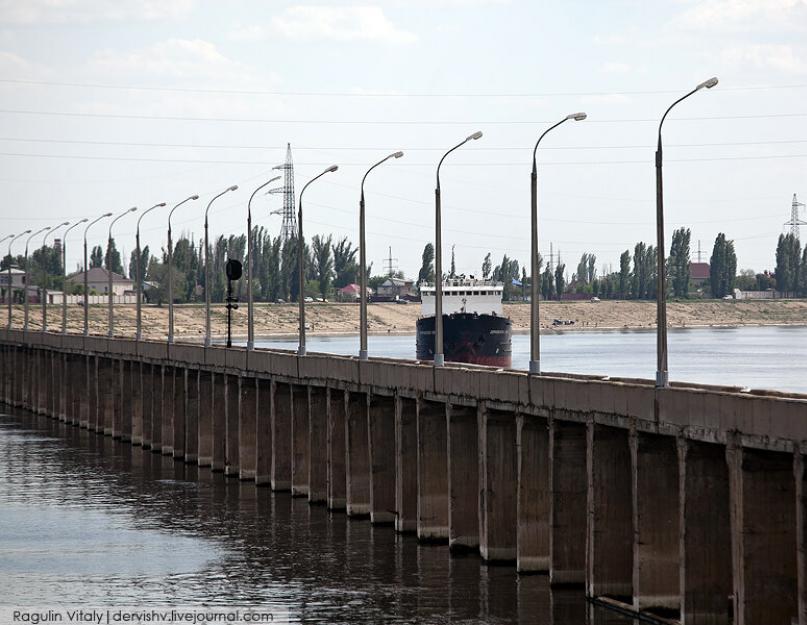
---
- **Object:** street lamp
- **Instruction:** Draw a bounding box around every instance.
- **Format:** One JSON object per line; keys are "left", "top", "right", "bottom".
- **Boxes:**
{"left": 433, "top": 131, "right": 482, "bottom": 367}
{"left": 61, "top": 219, "right": 87, "bottom": 334}
{"left": 247, "top": 177, "right": 281, "bottom": 350}
{"left": 655, "top": 76, "right": 718, "bottom": 388}
{"left": 23, "top": 227, "right": 49, "bottom": 333}
{"left": 204, "top": 185, "right": 238, "bottom": 347}
{"left": 529, "top": 112, "right": 586, "bottom": 375}
{"left": 83, "top": 213, "right": 112, "bottom": 336}
{"left": 41, "top": 222, "right": 70, "bottom": 333}
{"left": 167, "top": 195, "right": 199, "bottom": 344}
{"left": 107, "top": 207, "right": 137, "bottom": 338}
{"left": 359, "top": 151, "right": 403, "bottom": 360}
{"left": 135, "top": 202, "right": 166, "bottom": 341}
{"left": 5, "top": 232, "right": 26, "bottom": 330}
{"left": 297, "top": 165, "right": 338, "bottom": 356}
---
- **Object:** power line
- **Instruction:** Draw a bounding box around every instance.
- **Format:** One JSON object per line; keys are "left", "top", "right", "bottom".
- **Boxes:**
{"left": 2, "top": 77, "right": 805, "bottom": 97}
{"left": 0, "top": 151, "right": 804, "bottom": 166}
{"left": 1, "top": 136, "right": 805, "bottom": 151}
{"left": 0, "top": 107, "right": 803, "bottom": 125}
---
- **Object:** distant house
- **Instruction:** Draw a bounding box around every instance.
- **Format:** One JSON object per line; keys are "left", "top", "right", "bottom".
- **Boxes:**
{"left": 689, "top": 262, "right": 710, "bottom": 289}
{"left": 376, "top": 277, "right": 416, "bottom": 299}
{"left": 0, "top": 267, "right": 27, "bottom": 303}
{"left": 337, "top": 283, "right": 372, "bottom": 301}
{"left": 65, "top": 267, "right": 134, "bottom": 296}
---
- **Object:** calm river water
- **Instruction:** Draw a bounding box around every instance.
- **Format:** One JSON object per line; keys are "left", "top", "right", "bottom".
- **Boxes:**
{"left": 0, "top": 410, "right": 631, "bottom": 624}
{"left": 257, "top": 325, "right": 807, "bottom": 394}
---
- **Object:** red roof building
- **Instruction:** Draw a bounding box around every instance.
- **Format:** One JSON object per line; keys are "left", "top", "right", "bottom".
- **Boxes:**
{"left": 689, "top": 262, "right": 710, "bottom": 285}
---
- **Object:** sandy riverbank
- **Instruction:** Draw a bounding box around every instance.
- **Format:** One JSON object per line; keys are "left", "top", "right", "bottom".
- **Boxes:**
{"left": 8, "top": 299, "right": 807, "bottom": 340}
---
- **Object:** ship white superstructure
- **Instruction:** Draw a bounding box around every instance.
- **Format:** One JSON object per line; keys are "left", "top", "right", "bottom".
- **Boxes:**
{"left": 419, "top": 279, "right": 503, "bottom": 317}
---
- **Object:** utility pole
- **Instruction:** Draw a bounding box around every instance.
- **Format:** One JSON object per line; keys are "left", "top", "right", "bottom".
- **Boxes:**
{"left": 384, "top": 246, "right": 398, "bottom": 277}
{"left": 784, "top": 193, "right": 806, "bottom": 237}
{"left": 697, "top": 240, "right": 702, "bottom": 263}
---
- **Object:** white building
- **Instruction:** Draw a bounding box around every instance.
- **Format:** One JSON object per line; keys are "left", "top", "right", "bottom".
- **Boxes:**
{"left": 65, "top": 267, "right": 134, "bottom": 296}
{"left": 0, "top": 267, "right": 27, "bottom": 303}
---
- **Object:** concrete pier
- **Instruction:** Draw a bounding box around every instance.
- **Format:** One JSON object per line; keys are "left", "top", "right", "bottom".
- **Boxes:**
{"left": 367, "top": 393, "right": 395, "bottom": 524}
{"left": 326, "top": 387, "right": 346, "bottom": 510}
{"left": 346, "top": 390, "right": 370, "bottom": 517}
{"left": 416, "top": 398, "right": 448, "bottom": 542}
{"left": 2, "top": 331, "right": 805, "bottom": 624}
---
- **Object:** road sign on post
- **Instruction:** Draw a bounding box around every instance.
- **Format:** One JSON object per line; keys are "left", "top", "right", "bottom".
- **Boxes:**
{"left": 225, "top": 259, "right": 242, "bottom": 348}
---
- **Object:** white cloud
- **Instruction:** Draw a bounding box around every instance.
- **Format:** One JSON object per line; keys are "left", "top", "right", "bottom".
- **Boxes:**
{"left": 593, "top": 34, "right": 627, "bottom": 45}
{"left": 269, "top": 6, "right": 417, "bottom": 44}
{"left": 676, "top": 0, "right": 807, "bottom": 30}
{"left": 721, "top": 43, "right": 806, "bottom": 73}
{"left": 0, "top": 0, "right": 195, "bottom": 24}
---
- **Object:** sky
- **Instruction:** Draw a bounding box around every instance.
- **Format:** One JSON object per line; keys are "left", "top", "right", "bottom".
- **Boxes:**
{"left": 0, "top": 0, "right": 804, "bottom": 281}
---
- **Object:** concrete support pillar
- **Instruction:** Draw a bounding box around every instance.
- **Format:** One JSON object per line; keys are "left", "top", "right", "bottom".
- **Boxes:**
{"left": 161, "top": 366, "right": 174, "bottom": 455}
{"left": 119, "top": 360, "right": 133, "bottom": 442}
{"left": 131, "top": 361, "right": 143, "bottom": 445}
{"left": 140, "top": 363, "right": 153, "bottom": 448}
{"left": 255, "top": 378, "right": 272, "bottom": 485}
{"left": 796, "top": 449, "right": 807, "bottom": 625}
{"left": 224, "top": 375, "right": 241, "bottom": 477}
{"left": 100, "top": 358, "right": 114, "bottom": 435}
{"left": 197, "top": 370, "right": 213, "bottom": 467}
{"left": 346, "top": 390, "right": 370, "bottom": 516}
{"left": 326, "top": 387, "right": 346, "bottom": 510}
{"left": 447, "top": 402, "right": 479, "bottom": 551}
{"left": 479, "top": 404, "right": 517, "bottom": 562}
{"left": 211, "top": 372, "right": 226, "bottom": 471}
{"left": 291, "top": 384, "right": 309, "bottom": 497}
{"left": 550, "top": 419, "right": 587, "bottom": 586}
{"left": 308, "top": 386, "right": 328, "bottom": 504}
{"left": 517, "top": 413, "right": 550, "bottom": 573}
{"left": 631, "top": 433, "right": 679, "bottom": 613}
{"left": 111, "top": 359, "right": 123, "bottom": 439}
{"left": 368, "top": 393, "right": 396, "bottom": 524}
{"left": 240, "top": 376, "right": 259, "bottom": 481}
{"left": 586, "top": 423, "right": 633, "bottom": 600}
{"left": 172, "top": 367, "right": 185, "bottom": 459}
{"left": 55, "top": 352, "right": 64, "bottom": 420}
{"left": 150, "top": 364, "right": 163, "bottom": 452}
{"left": 679, "top": 439, "right": 731, "bottom": 625}
{"left": 79, "top": 355, "right": 92, "bottom": 429}
{"left": 38, "top": 349, "right": 47, "bottom": 415}
{"left": 395, "top": 396, "right": 418, "bottom": 533}
{"left": 417, "top": 398, "right": 448, "bottom": 542}
{"left": 184, "top": 369, "right": 199, "bottom": 464}
{"left": 729, "top": 444, "right": 797, "bottom": 625}
{"left": 271, "top": 381, "right": 292, "bottom": 491}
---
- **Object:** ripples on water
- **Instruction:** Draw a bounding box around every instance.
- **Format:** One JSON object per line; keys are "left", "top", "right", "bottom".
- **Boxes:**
{"left": 0, "top": 411, "right": 634, "bottom": 624}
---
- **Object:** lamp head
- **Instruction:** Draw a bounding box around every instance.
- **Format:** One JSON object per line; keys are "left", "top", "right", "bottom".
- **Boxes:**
{"left": 23, "top": 229, "right": 31, "bottom": 234}
{"left": 61, "top": 221, "right": 70, "bottom": 226}
{"left": 191, "top": 195, "right": 200, "bottom": 200}
{"left": 467, "top": 131, "right": 483, "bottom": 141}
{"left": 327, "top": 165, "right": 338, "bottom": 173}
{"left": 79, "top": 218, "right": 88, "bottom": 224}
{"left": 392, "top": 151, "right": 404, "bottom": 159}
{"left": 567, "top": 112, "right": 587, "bottom": 121}
{"left": 128, "top": 206, "right": 137, "bottom": 213}
{"left": 157, "top": 202, "right": 167, "bottom": 207}
{"left": 697, "top": 76, "right": 719, "bottom": 90}
{"left": 228, "top": 185, "right": 239, "bottom": 192}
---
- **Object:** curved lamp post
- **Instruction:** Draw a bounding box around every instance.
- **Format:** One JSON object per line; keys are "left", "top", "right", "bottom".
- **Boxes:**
{"left": 41, "top": 221, "right": 70, "bottom": 333}
{"left": 655, "top": 76, "right": 718, "bottom": 388}
{"left": 61, "top": 219, "right": 87, "bottom": 334}
{"left": 6, "top": 232, "right": 26, "bottom": 330}
{"left": 204, "top": 185, "right": 238, "bottom": 347}
{"left": 107, "top": 207, "right": 137, "bottom": 338}
{"left": 167, "top": 194, "right": 199, "bottom": 344}
{"left": 23, "top": 227, "right": 49, "bottom": 332}
{"left": 297, "top": 165, "right": 338, "bottom": 356}
{"left": 135, "top": 202, "right": 166, "bottom": 341}
{"left": 433, "top": 131, "right": 482, "bottom": 367}
{"left": 83, "top": 213, "right": 112, "bottom": 336}
{"left": 247, "top": 177, "right": 281, "bottom": 350}
{"left": 529, "top": 112, "right": 586, "bottom": 375}
{"left": 359, "top": 151, "right": 403, "bottom": 360}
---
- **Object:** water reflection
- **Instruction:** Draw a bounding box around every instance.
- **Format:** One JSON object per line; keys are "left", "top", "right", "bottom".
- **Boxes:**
{"left": 0, "top": 409, "right": 635, "bottom": 624}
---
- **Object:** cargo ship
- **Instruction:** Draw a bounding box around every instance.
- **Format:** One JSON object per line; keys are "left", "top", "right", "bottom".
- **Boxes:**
{"left": 416, "top": 279, "right": 512, "bottom": 367}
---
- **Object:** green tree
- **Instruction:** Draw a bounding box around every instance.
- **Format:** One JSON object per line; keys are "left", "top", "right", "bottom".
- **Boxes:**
{"left": 90, "top": 245, "right": 103, "bottom": 268}
{"left": 632, "top": 242, "right": 647, "bottom": 299}
{"left": 105, "top": 238, "right": 124, "bottom": 276}
{"left": 668, "top": 227, "right": 691, "bottom": 298}
{"left": 417, "top": 243, "right": 434, "bottom": 285}
{"left": 775, "top": 232, "right": 801, "bottom": 295}
{"left": 128, "top": 245, "right": 150, "bottom": 287}
{"left": 710, "top": 233, "right": 738, "bottom": 298}
{"left": 332, "top": 236, "right": 358, "bottom": 288}
{"left": 449, "top": 245, "right": 456, "bottom": 279}
{"left": 311, "top": 234, "right": 334, "bottom": 298}
{"left": 554, "top": 263, "right": 565, "bottom": 299}
{"left": 619, "top": 250, "right": 631, "bottom": 298}
{"left": 541, "top": 264, "right": 554, "bottom": 300}
{"left": 482, "top": 252, "right": 492, "bottom": 279}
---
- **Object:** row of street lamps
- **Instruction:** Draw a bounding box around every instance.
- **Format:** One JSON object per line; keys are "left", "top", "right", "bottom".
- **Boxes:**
{"left": 2, "top": 76, "right": 717, "bottom": 388}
